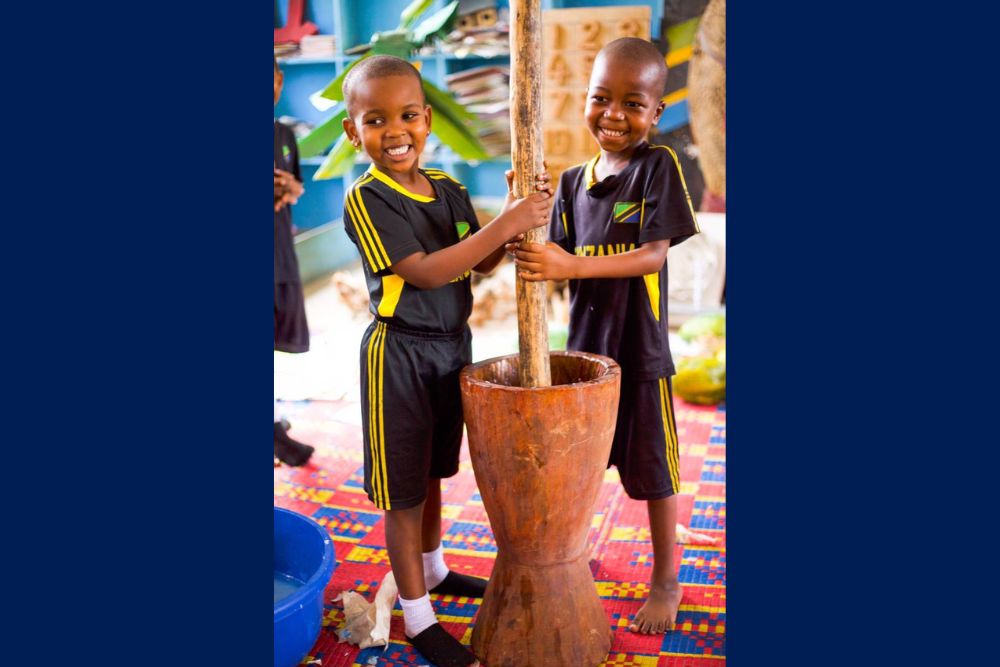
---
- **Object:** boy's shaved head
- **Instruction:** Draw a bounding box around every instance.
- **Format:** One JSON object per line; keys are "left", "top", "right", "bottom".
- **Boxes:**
{"left": 598, "top": 37, "right": 668, "bottom": 97}
{"left": 343, "top": 55, "right": 424, "bottom": 115}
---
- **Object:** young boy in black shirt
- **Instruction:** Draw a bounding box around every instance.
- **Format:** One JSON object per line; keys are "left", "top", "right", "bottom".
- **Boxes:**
{"left": 341, "top": 55, "right": 553, "bottom": 667}
{"left": 513, "top": 37, "right": 700, "bottom": 635}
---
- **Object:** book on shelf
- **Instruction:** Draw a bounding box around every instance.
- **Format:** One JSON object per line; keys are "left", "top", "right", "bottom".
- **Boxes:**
{"left": 273, "top": 42, "right": 299, "bottom": 59}
{"left": 444, "top": 65, "right": 509, "bottom": 86}
{"left": 456, "top": 88, "right": 508, "bottom": 105}
{"left": 465, "top": 101, "right": 509, "bottom": 116}
{"left": 298, "top": 34, "right": 336, "bottom": 57}
{"left": 439, "top": 31, "right": 510, "bottom": 58}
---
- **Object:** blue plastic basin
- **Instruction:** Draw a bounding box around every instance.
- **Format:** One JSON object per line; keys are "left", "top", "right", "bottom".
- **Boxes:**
{"left": 274, "top": 506, "right": 335, "bottom": 667}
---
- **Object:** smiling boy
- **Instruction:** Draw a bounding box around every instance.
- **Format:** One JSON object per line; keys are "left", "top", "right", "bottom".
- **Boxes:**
{"left": 340, "top": 55, "right": 552, "bottom": 667}
{"left": 512, "top": 37, "right": 701, "bottom": 634}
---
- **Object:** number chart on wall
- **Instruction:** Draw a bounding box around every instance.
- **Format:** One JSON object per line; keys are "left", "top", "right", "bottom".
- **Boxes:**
{"left": 542, "top": 6, "right": 651, "bottom": 181}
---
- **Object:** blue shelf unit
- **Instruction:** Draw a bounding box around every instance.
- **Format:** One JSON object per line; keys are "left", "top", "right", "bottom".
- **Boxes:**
{"left": 275, "top": 0, "right": 676, "bottom": 281}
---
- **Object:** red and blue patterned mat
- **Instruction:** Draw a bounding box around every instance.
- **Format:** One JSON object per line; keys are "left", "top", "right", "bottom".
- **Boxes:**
{"left": 274, "top": 396, "right": 726, "bottom": 666}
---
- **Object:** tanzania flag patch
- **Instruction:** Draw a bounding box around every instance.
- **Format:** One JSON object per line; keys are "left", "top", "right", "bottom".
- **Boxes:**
{"left": 282, "top": 145, "right": 291, "bottom": 158}
{"left": 613, "top": 201, "right": 642, "bottom": 224}
{"left": 455, "top": 221, "right": 471, "bottom": 240}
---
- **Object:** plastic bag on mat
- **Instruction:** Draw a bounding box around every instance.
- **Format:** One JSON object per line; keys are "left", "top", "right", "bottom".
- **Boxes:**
{"left": 334, "top": 571, "right": 399, "bottom": 649}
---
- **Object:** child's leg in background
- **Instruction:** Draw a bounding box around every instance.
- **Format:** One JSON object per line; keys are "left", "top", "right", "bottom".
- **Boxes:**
{"left": 273, "top": 282, "right": 313, "bottom": 466}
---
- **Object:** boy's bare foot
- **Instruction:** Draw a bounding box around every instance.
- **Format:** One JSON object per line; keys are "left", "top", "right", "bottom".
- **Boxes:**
{"left": 630, "top": 579, "right": 683, "bottom": 634}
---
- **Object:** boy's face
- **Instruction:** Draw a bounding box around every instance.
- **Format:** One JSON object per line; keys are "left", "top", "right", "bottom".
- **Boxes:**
{"left": 343, "top": 74, "right": 431, "bottom": 179}
{"left": 584, "top": 54, "right": 665, "bottom": 157}
{"left": 274, "top": 66, "right": 284, "bottom": 106}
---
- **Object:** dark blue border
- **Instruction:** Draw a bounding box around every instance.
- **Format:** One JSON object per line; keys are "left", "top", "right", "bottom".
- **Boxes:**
{"left": 727, "top": 2, "right": 992, "bottom": 663}
{"left": 4, "top": 3, "right": 269, "bottom": 664}
{"left": 7, "top": 2, "right": 992, "bottom": 664}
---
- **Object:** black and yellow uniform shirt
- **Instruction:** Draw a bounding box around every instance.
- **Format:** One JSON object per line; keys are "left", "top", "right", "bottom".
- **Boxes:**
{"left": 549, "top": 142, "right": 700, "bottom": 380}
{"left": 343, "top": 165, "right": 481, "bottom": 334}
{"left": 275, "top": 120, "right": 302, "bottom": 286}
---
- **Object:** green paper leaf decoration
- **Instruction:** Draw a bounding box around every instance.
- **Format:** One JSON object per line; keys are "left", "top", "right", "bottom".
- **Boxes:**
{"left": 430, "top": 112, "right": 489, "bottom": 162}
{"left": 314, "top": 134, "right": 358, "bottom": 180}
{"left": 422, "top": 77, "right": 478, "bottom": 126}
{"left": 421, "top": 79, "right": 488, "bottom": 160}
{"left": 316, "top": 52, "right": 374, "bottom": 102}
{"left": 368, "top": 31, "right": 417, "bottom": 59}
{"left": 412, "top": 0, "right": 460, "bottom": 45}
{"left": 297, "top": 107, "right": 347, "bottom": 158}
{"left": 400, "top": 0, "right": 434, "bottom": 29}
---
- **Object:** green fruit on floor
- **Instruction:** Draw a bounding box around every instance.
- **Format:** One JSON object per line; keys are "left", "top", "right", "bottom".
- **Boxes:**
{"left": 675, "top": 356, "right": 726, "bottom": 406}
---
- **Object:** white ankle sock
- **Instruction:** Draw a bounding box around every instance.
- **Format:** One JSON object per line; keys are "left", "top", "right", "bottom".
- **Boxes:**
{"left": 399, "top": 592, "right": 436, "bottom": 637}
{"left": 422, "top": 546, "right": 449, "bottom": 590}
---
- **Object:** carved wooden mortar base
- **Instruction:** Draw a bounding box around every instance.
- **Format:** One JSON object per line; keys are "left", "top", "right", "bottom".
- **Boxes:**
{"left": 460, "top": 351, "right": 621, "bottom": 667}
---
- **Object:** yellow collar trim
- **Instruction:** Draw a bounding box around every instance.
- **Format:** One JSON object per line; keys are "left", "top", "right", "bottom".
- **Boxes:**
{"left": 367, "top": 165, "right": 436, "bottom": 203}
{"left": 584, "top": 153, "right": 601, "bottom": 189}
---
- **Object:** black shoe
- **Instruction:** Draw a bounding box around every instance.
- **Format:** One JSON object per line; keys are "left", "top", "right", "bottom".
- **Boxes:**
{"left": 406, "top": 624, "right": 478, "bottom": 667}
{"left": 274, "top": 423, "right": 314, "bottom": 466}
{"left": 429, "top": 571, "right": 488, "bottom": 598}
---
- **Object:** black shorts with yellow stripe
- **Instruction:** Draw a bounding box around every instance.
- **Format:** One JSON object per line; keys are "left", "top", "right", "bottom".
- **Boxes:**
{"left": 609, "top": 376, "right": 682, "bottom": 500}
{"left": 359, "top": 318, "right": 472, "bottom": 510}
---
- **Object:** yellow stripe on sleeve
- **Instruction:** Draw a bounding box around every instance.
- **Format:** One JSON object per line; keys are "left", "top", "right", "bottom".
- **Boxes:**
{"left": 346, "top": 177, "right": 382, "bottom": 270}
{"left": 651, "top": 145, "right": 701, "bottom": 233}
{"left": 346, "top": 187, "right": 379, "bottom": 271}
{"left": 351, "top": 184, "right": 391, "bottom": 270}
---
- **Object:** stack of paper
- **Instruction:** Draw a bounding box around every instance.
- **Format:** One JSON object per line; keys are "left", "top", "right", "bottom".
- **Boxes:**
{"left": 440, "top": 23, "right": 511, "bottom": 58}
{"left": 299, "top": 34, "right": 336, "bottom": 58}
{"left": 445, "top": 65, "right": 511, "bottom": 157}
{"left": 273, "top": 42, "right": 299, "bottom": 59}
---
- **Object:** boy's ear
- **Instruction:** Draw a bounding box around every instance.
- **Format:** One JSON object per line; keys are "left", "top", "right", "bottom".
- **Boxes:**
{"left": 424, "top": 105, "right": 432, "bottom": 133}
{"left": 343, "top": 117, "right": 359, "bottom": 146}
{"left": 653, "top": 100, "right": 666, "bottom": 122}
